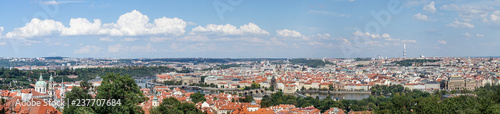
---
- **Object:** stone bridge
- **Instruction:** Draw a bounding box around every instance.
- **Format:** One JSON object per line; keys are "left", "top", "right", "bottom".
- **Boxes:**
{"left": 147, "top": 81, "right": 267, "bottom": 96}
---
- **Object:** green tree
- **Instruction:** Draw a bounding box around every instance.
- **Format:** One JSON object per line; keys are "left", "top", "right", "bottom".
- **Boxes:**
{"left": 152, "top": 97, "right": 203, "bottom": 114}
{"left": 64, "top": 86, "right": 94, "bottom": 114}
{"left": 94, "top": 73, "right": 148, "bottom": 114}
{"left": 251, "top": 82, "right": 260, "bottom": 89}
{"left": 74, "top": 107, "right": 96, "bottom": 114}
{"left": 191, "top": 92, "right": 206, "bottom": 103}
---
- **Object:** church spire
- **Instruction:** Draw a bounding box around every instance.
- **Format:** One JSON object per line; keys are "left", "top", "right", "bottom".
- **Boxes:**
{"left": 39, "top": 74, "right": 43, "bottom": 81}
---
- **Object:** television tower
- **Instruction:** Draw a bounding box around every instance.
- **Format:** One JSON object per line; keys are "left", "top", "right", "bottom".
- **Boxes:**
{"left": 403, "top": 43, "right": 406, "bottom": 58}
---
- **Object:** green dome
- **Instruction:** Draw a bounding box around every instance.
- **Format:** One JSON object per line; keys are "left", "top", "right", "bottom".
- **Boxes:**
{"left": 35, "top": 75, "right": 46, "bottom": 86}
{"left": 35, "top": 80, "right": 46, "bottom": 86}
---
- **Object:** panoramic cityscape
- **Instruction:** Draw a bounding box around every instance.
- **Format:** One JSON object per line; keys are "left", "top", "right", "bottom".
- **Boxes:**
{"left": 1, "top": 0, "right": 500, "bottom": 114}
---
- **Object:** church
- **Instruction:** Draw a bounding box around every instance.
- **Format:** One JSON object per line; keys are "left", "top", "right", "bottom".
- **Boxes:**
{"left": 33, "top": 74, "right": 66, "bottom": 100}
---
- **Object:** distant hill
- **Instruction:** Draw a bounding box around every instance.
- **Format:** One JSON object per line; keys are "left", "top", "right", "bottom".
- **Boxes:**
{"left": 289, "top": 58, "right": 334, "bottom": 67}
{"left": 42, "top": 56, "right": 67, "bottom": 60}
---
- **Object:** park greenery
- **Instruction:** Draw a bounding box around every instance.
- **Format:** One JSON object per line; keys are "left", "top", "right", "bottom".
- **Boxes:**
{"left": 243, "top": 82, "right": 261, "bottom": 90}
{"left": 393, "top": 59, "right": 441, "bottom": 66}
{"left": 289, "top": 58, "right": 334, "bottom": 68}
{"left": 202, "top": 64, "right": 241, "bottom": 71}
{"left": 355, "top": 58, "right": 372, "bottom": 61}
{"left": 260, "top": 84, "right": 500, "bottom": 113}
{"left": 190, "top": 92, "right": 206, "bottom": 103}
{"left": 64, "top": 73, "right": 149, "bottom": 114}
{"left": 150, "top": 97, "right": 203, "bottom": 114}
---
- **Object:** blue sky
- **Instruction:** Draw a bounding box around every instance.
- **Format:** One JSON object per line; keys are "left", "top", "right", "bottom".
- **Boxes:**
{"left": 0, "top": 0, "right": 499, "bottom": 58}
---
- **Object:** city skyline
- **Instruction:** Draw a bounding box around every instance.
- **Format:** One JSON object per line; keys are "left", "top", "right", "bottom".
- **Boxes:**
{"left": 0, "top": 0, "right": 499, "bottom": 58}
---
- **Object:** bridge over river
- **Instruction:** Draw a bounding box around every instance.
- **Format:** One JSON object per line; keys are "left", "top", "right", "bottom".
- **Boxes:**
{"left": 147, "top": 81, "right": 267, "bottom": 96}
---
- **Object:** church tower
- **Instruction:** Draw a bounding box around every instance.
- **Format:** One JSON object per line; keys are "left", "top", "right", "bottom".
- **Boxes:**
{"left": 48, "top": 75, "right": 55, "bottom": 99}
{"left": 60, "top": 77, "right": 66, "bottom": 99}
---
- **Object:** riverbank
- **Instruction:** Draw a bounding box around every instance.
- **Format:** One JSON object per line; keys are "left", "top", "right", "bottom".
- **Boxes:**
{"left": 299, "top": 90, "right": 371, "bottom": 94}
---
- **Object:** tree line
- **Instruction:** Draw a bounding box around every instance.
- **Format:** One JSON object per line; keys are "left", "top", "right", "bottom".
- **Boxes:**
{"left": 260, "top": 84, "right": 500, "bottom": 113}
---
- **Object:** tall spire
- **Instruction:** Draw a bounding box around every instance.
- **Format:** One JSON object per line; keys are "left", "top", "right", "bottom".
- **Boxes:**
{"left": 39, "top": 74, "right": 43, "bottom": 81}
{"left": 61, "top": 77, "right": 65, "bottom": 89}
{"left": 403, "top": 43, "right": 406, "bottom": 58}
{"left": 49, "top": 74, "right": 54, "bottom": 82}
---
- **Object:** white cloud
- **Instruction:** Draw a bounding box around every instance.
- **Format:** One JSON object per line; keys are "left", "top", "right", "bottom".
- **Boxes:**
{"left": 98, "top": 10, "right": 187, "bottom": 36}
{"left": 308, "top": 10, "right": 350, "bottom": 17}
{"left": 413, "top": 13, "right": 429, "bottom": 21}
{"left": 5, "top": 18, "right": 65, "bottom": 39}
{"left": 482, "top": 11, "right": 500, "bottom": 26}
{"left": 447, "top": 20, "right": 474, "bottom": 28}
{"left": 382, "top": 33, "right": 390, "bottom": 38}
{"left": 0, "top": 27, "right": 3, "bottom": 38}
{"left": 350, "top": 31, "right": 416, "bottom": 47}
{"left": 464, "top": 32, "right": 472, "bottom": 37}
{"left": 423, "top": 1, "right": 436, "bottom": 13}
{"left": 179, "top": 35, "right": 209, "bottom": 42}
{"left": 99, "top": 37, "right": 114, "bottom": 42}
{"left": 402, "top": 40, "right": 417, "bottom": 43}
{"left": 276, "top": 29, "right": 302, "bottom": 37}
{"left": 0, "top": 42, "right": 6, "bottom": 46}
{"left": 309, "top": 41, "right": 325, "bottom": 46}
{"left": 5, "top": 10, "right": 187, "bottom": 39}
{"left": 190, "top": 23, "right": 269, "bottom": 36}
{"left": 74, "top": 45, "right": 101, "bottom": 54}
{"left": 440, "top": 4, "right": 495, "bottom": 21}
{"left": 123, "top": 38, "right": 138, "bottom": 42}
{"left": 464, "top": 32, "right": 484, "bottom": 37}
{"left": 62, "top": 18, "right": 102, "bottom": 36}
{"left": 437, "top": 40, "right": 447, "bottom": 44}
{"left": 352, "top": 31, "right": 389, "bottom": 39}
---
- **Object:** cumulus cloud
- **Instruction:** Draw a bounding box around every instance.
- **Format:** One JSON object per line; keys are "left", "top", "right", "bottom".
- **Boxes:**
{"left": 190, "top": 23, "right": 269, "bottom": 36}
{"left": 437, "top": 40, "right": 447, "bottom": 44}
{"left": 423, "top": 1, "right": 436, "bottom": 13}
{"left": 97, "top": 10, "right": 187, "bottom": 36}
{"left": 447, "top": 20, "right": 474, "bottom": 28}
{"left": 276, "top": 29, "right": 302, "bottom": 37}
{"left": 413, "top": 13, "right": 429, "bottom": 21}
{"left": 62, "top": 18, "right": 102, "bottom": 36}
{"left": 5, "top": 18, "right": 65, "bottom": 39}
{"left": 5, "top": 10, "right": 187, "bottom": 39}
{"left": 74, "top": 45, "right": 101, "bottom": 54}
